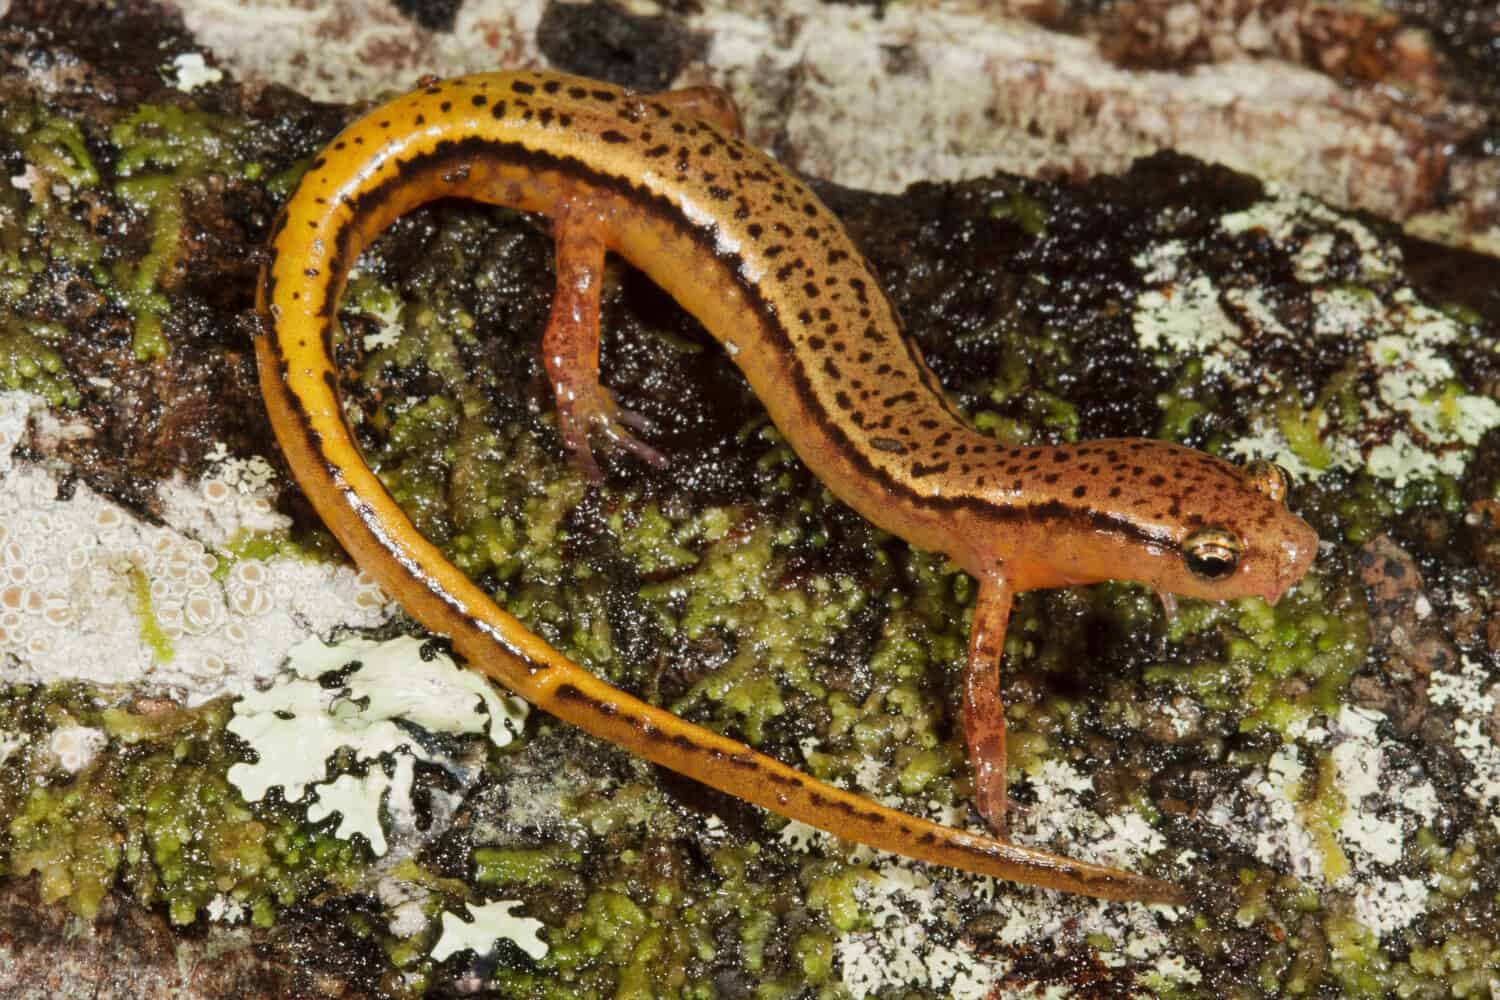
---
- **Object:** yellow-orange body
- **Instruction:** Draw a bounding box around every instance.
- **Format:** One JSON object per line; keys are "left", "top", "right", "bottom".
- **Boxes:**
{"left": 256, "top": 70, "right": 1318, "bottom": 904}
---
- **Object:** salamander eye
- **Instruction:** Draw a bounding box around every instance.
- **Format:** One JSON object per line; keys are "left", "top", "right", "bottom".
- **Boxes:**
{"left": 1244, "top": 459, "right": 1290, "bottom": 503}
{"left": 1184, "top": 527, "right": 1241, "bottom": 581}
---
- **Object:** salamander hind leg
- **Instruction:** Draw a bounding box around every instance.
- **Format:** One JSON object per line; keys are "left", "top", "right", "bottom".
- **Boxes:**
{"left": 963, "top": 575, "right": 1015, "bottom": 834}
{"left": 542, "top": 208, "right": 667, "bottom": 481}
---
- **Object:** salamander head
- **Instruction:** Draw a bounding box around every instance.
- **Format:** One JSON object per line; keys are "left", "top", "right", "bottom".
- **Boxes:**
{"left": 983, "top": 442, "right": 1318, "bottom": 603}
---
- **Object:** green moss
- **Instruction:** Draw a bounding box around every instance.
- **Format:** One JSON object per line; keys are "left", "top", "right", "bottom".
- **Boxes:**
{"left": 110, "top": 176, "right": 180, "bottom": 360}
{"left": 804, "top": 861, "right": 872, "bottom": 933}
{"left": 1216, "top": 828, "right": 1500, "bottom": 999}
{"left": 982, "top": 325, "right": 1081, "bottom": 440}
{"left": 0, "top": 689, "right": 362, "bottom": 923}
{"left": 0, "top": 106, "right": 108, "bottom": 393}
{"left": 5, "top": 109, "right": 99, "bottom": 189}
{"left": 0, "top": 321, "right": 80, "bottom": 407}
{"left": 264, "top": 157, "right": 312, "bottom": 202}
{"left": 1153, "top": 357, "right": 1213, "bottom": 442}
{"left": 611, "top": 500, "right": 702, "bottom": 575}
{"left": 9, "top": 781, "right": 121, "bottom": 917}
{"left": 985, "top": 183, "right": 1048, "bottom": 237}
{"left": 1307, "top": 751, "right": 1349, "bottom": 881}
{"left": 867, "top": 556, "right": 967, "bottom": 683}
{"left": 111, "top": 105, "right": 241, "bottom": 179}
{"left": 971, "top": 408, "right": 1038, "bottom": 446}
{"left": 644, "top": 518, "right": 876, "bottom": 745}
{"left": 792, "top": 930, "right": 834, "bottom": 985}
{"left": 215, "top": 527, "right": 331, "bottom": 575}
{"left": 1157, "top": 393, "right": 1207, "bottom": 441}
{"left": 479, "top": 841, "right": 791, "bottom": 997}
{"left": 106, "top": 104, "right": 245, "bottom": 359}
{"left": 1142, "top": 571, "right": 1368, "bottom": 738}
{"left": 897, "top": 744, "right": 958, "bottom": 797}
{"left": 1276, "top": 396, "right": 1333, "bottom": 473}
{"left": 1324, "top": 471, "right": 1464, "bottom": 546}
{"left": 1, "top": 108, "right": 106, "bottom": 311}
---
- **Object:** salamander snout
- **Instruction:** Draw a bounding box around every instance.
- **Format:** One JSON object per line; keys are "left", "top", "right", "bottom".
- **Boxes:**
{"left": 1264, "top": 515, "right": 1319, "bottom": 605}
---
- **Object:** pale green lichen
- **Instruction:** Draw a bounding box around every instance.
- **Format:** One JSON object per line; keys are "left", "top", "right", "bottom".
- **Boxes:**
{"left": 430, "top": 898, "right": 548, "bottom": 962}
{"left": 165, "top": 53, "right": 225, "bottom": 93}
{"left": 226, "top": 635, "right": 528, "bottom": 855}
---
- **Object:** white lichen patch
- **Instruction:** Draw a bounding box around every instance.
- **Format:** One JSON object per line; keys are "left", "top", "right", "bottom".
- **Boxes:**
{"left": 1133, "top": 239, "right": 1188, "bottom": 284}
{"left": 835, "top": 860, "right": 1003, "bottom": 999}
{"left": 1229, "top": 424, "right": 1324, "bottom": 482}
{"left": 207, "top": 892, "right": 247, "bottom": 925}
{"left": 1333, "top": 289, "right": 1500, "bottom": 486}
{"left": 1429, "top": 653, "right": 1500, "bottom": 834}
{"left": 774, "top": 749, "right": 1189, "bottom": 990}
{"left": 1240, "top": 743, "right": 1323, "bottom": 880}
{"left": 227, "top": 635, "right": 528, "bottom": 855}
{"left": 1129, "top": 186, "right": 1500, "bottom": 488}
{"left": 1351, "top": 875, "right": 1431, "bottom": 940}
{"left": 167, "top": 52, "right": 224, "bottom": 92}
{"left": 0, "top": 730, "right": 23, "bottom": 765}
{"left": 47, "top": 724, "right": 106, "bottom": 773}
{"left": 1219, "top": 187, "right": 1399, "bottom": 285}
{"left": 8, "top": 163, "right": 41, "bottom": 197}
{"left": 0, "top": 391, "right": 391, "bottom": 699}
{"left": 346, "top": 268, "right": 406, "bottom": 352}
{"left": 157, "top": 441, "right": 301, "bottom": 546}
{"left": 777, "top": 817, "right": 824, "bottom": 852}
{"left": 378, "top": 875, "right": 432, "bottom": 939}
{"left": 1095, "top": 809, "right": 1168, "bottom": 862}
{"left": 430, "top": 899, "right": 547, "bottom": 962}
{"left": 1205, "top": 705, "right": 1441, "bottom": 936}
{"left": 1143, "top": 952, "right": 1204, "bottom": 991}
{"left": 1018, "top": 760, "right": 1167, "bottom": 872}
{"left": 795, "top": 758, "right": 1190, "bottom": 994}
{"left": 1328, "top": 706, "right": 1430, "bottom": 868}
{"left": 305, "top": 768, "right": 398, "bottom": 856}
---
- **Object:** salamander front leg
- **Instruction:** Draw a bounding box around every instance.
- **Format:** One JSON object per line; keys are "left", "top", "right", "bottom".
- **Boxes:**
{"left": 964, "top": 575, "right": 1015, "bottom": 833}
{"left": 542, "top": 209, "right": 667, "bottom": 480}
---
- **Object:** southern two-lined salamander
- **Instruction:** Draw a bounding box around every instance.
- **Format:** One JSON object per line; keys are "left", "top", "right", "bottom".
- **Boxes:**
{"left": 255, "top": 70, "right": 1318, "bottom": 904}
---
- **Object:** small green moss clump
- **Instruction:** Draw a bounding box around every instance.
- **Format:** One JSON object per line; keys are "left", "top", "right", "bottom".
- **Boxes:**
{"left": 0, "top": 321, "right": 80, "bottom": 407}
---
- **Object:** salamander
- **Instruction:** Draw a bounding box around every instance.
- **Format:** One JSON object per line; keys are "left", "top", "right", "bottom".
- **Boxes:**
{"left": 254, "top": 69, "right": 1318, "bottom": 905}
